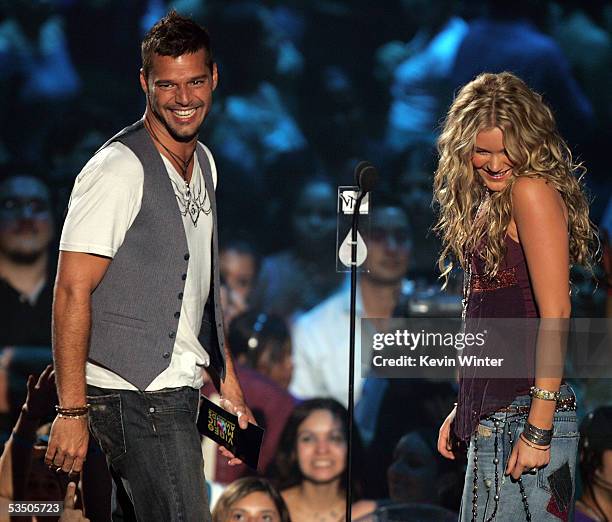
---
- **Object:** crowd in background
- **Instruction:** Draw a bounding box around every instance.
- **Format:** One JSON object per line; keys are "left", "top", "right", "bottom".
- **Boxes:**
{"left": 0, "top": 0, "right": 611, "bottom": 520}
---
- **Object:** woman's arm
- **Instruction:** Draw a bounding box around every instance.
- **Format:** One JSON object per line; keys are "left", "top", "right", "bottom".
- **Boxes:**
{"left": 506, "top": 177, "right": 570, "bottom": 478}
{"left": 513, "top": 176, "right": 570, "bottom": 422}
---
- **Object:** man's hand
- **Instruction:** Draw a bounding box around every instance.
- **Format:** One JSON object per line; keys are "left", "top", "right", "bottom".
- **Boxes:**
{"left": 437, "top": 406, "right": 457, "bottom": 460}
{"left": 218, "top": 395, "right": 256, "bottom": 466}
{"left": 59, "top": 482, "right": 90, "bottom": 522}
{"left": 45, "top": 417, "right": 89, "bottom": 475}
{"left": 505, "top": 437, "right": 550, "bottom": 480}
{"left": 22, "top": 365, "right": 56, "bottom": 420}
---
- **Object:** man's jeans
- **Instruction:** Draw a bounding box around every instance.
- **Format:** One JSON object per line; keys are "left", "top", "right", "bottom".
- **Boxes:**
{"left": 459, "top": 385, "right": 579, "bottom": 521}
{"left": 87, "top": 385, "right": 211, "bottom": 522}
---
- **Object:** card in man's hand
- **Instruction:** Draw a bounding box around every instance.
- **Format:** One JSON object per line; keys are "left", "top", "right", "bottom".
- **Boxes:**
{"left": 197, "top": 395, "right": 264, "bottom": 470}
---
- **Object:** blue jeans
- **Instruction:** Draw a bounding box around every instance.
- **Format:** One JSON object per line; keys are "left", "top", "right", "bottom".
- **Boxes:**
{"left": 459, "top": 385, "right": 579, "bottom": 521}
{"left": 87, "top": 385, "right": 211, "bottom": 522}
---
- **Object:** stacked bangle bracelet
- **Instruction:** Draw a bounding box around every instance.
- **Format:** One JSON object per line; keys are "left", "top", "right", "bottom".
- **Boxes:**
{"left": 519, "top": 433, "right": 550, "bottom": 451}
{"left": 529, "top": 386, "right": 560, "bottom": 401}
{"left": 55, "top": 404, "right": 89, "bottom": 419}
{"left": 522, "top": 420, "right": 553, "bottom": 446}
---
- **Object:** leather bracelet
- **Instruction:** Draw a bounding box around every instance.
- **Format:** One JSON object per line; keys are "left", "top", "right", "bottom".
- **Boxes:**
{"left": 520, "top": 433, "right": 550, "bottom": 451}
{"left": 55, "top": 404, "right": 89, "bottom": 416}
{"left": 57, "top": 412, "right": 88, "bottom": 420}
{"left": 530, "top": 386, "right": 560, "bottom": 401}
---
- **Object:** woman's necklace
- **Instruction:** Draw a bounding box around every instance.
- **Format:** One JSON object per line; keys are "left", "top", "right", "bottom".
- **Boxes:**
{"left": 462, "top": 191, "right": 491, "bottom": 320}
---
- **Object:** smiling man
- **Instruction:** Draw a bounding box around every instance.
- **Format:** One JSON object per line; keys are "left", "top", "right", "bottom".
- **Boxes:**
{"left": 45, "top": 11, "right": 252, "bottom": 522}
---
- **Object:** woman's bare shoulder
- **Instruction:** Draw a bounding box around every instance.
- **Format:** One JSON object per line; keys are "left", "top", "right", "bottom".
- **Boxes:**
{"left": 511, "top": 176, "right": 567, "bottom": 220}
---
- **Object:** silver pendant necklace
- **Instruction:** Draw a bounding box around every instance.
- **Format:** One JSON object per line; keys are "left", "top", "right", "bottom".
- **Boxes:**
{"left": 145, "top": 121, "right": 211, "bottom": 226}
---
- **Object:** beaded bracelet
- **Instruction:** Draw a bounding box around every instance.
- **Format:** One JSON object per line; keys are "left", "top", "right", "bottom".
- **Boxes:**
{"left": 529, "top": 386, "right": 560, "bottom": 401}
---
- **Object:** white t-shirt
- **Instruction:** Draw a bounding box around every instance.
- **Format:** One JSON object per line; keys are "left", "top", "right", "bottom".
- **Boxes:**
{"left": 60, "top": 141, "right": 217, "bottom": 391}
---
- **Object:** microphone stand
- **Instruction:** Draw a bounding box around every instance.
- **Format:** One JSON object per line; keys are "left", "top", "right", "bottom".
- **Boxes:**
{"left": 345, "top": 190, "right": 366, "bottom": 522}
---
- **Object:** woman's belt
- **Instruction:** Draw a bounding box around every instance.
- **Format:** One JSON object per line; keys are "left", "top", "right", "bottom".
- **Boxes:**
{"left": 495, "top": 395, "right": 576, "bottom": 414}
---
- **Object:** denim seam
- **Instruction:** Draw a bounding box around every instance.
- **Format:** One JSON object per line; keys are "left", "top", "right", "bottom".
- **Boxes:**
{"left": 151, "top": 407, "right": 185, "bottom": 522}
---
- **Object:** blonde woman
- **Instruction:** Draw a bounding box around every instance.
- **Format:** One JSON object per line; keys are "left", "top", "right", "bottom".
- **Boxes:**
{"left": 434, "top": 72, "right": 597, "bottom": 521}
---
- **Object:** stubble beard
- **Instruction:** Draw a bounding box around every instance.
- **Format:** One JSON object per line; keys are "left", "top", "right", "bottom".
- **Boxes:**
{"left": 149, "top": 96, "right": 202, "bottom": 143}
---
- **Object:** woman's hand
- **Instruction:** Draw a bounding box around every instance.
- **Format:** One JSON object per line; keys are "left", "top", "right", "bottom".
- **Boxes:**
{"left": 437, "top": 406, "right": 457, "bottom": 460}
{"left": 505, "top": 436, "right": 551, "bottom": 480}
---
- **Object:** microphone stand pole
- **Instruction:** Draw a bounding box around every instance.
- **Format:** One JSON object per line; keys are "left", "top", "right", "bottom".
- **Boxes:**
{"left": 345, "top": 191, "right": 365, "bottom": 522}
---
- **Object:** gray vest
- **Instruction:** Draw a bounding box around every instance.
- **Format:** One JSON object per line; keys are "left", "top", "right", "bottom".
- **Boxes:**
{"left": 88, "top": 120, "right": 226, "bottom": 390}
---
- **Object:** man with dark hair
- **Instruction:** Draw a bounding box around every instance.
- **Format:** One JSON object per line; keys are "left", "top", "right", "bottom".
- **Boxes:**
{"left": 0, "top": 174, "right": 55, "bottom": 347}
{"left": 45, "top": 11, "right": 252, "bottom": 521}
{"left": 290, "top": 200, "right": 414, "bottom": 405}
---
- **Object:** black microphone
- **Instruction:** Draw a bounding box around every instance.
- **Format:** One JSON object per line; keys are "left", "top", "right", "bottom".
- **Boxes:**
{"left": 354, "top": 161, "right": 379, "bottom": 195}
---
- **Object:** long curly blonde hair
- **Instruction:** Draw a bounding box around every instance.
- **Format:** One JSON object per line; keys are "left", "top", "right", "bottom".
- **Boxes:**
{"left": 433, "top": 72, "right": 597, "bottom": 284}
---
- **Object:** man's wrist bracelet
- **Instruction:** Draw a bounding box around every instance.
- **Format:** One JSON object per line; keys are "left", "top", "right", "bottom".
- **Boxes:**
{"left": 55, "top": 405, "right": 89, "bottom": 416}
{"left": 57, "top": 412, "right": 88, "bottom": 420}
{"left": 530, "top": 386, "right": 560, "bottom": 401}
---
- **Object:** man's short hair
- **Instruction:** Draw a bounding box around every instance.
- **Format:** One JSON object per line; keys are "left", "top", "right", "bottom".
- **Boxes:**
{"left": 141, "top": 10, "right": 213, "bottom": 78}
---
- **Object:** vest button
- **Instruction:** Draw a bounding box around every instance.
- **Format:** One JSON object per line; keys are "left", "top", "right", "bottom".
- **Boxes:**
{"left": 163, "top": 352, "right": 170, "bottom": 358}
{"left": 178, "top": 292, "right": 183, "bottom": 300}
{"left": 184, "top": 253, "right": 190, "bottom": 261}
{"left": 181, "top": 273, "right": 187, "bottom": 280}
{"left": 169, "top": 331, "right": 175, "bottom": 339}
{"left": 149, "top": 407, "right": 155, "bottom": 413}
{"left": 174, "top": 311, "right": 180, "bottom": 319}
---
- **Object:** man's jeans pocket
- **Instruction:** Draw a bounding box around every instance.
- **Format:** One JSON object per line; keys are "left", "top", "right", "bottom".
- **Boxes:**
{"left": 87, "top": 393, "right": 127, "bottom": 462}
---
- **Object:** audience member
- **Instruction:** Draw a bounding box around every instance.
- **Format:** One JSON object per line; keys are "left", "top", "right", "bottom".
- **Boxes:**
{"left": 352, "top": 431, "right": 460, "bottom": 520}
{"left": 268, "top": 398, "right": 374, "bottom": 521}
{"left": 251, "top": 176, "right": 341, "bottom": 322}
{"left": 385, "top": 430, "right": 462, "bottom": 512}
{"left": 0, "top": 366, "right": 88, "bottom": 521}
{"left": 0, "top": 175, "right": 55, "bottom": 439}
{"left": 389, "top": 144, "right": 440, "bottom": 284}
{"left": 212, "top": 476, "right": 290, "bottom": 522}
{"left": 202, "top": 312, "right": 296, "bottom": 483}
{"left": 0, "top": 175, "right": 55, "bottom": 347}
{"left": 576, "top": 406, "right": 612, "bottom": 522}
{"left": 290, "top": 199, "right": 413, "bottom": 405}
{"left": 228, "top": 311, "right": 293, "bottom": 390}
{"left": 219, "top": 239, "right": 260, "bottom": 329}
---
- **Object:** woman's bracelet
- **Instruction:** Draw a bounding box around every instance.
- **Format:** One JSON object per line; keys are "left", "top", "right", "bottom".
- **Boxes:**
{"left": 522, "top": 421, "right": 553, "bottom": 446}
{"left": 530, "top": 386, "right": 560, "bottom": 402}
{"left": 519, "top": 433, "right": 551, "bottom": 451}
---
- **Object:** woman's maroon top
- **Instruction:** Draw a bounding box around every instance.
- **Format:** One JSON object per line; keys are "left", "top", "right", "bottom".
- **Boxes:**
{"left": 454, "top": 235, "right": 539, "bottom": 441}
